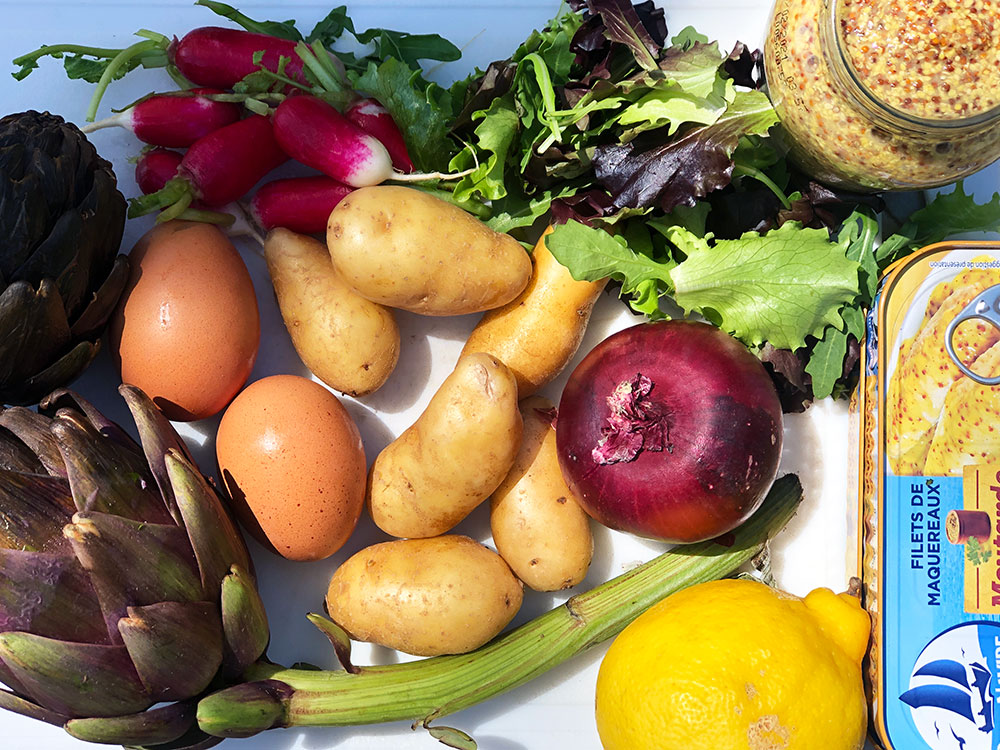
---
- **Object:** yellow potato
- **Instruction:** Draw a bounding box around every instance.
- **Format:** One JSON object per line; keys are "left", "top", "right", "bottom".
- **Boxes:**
{"left": 368, "top": 352, "right": 521, "bottom": 538}
{"left": 491, "top": 396, "right": 593, "bottom": 591}
{"left": 326, "top": 535, "right": 523, "bottom": 656}
{"left": 326, "top": 185, "right": 531, "bottom": 315}
{"left": 264, "top": 228, "right": 399, "bottom": 397}
{"left": 463, "top": 228, "right": 608, "bottom": 396}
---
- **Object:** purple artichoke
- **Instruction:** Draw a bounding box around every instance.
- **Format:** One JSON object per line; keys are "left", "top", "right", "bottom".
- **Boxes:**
{"left": 0, "top": 111, "right": 129, "bottom": 406}
{"left": 0, "top": 385, "right": 268, "bottom": 748}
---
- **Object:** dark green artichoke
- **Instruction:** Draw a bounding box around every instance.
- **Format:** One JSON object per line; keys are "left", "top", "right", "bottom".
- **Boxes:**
{"left": 0, "top": 385, "right": 269, "bottom": 749}
{"left": 0, "top": 111, "right": 129, "bottom": 406}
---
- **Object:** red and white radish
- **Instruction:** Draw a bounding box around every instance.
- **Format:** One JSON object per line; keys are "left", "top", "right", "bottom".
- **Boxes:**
{"left": 82, "top": 88, "right": 241, "bottom": 147}
{"left": 169, "top": 27, "right": 307, "bottom": 88}
{"left": 272, "top": 95, "right": 394, "bottom": 188}
{"left": 272, "top": 95, "right": 472, "bottom": 188}
{"left": 131, "top": 114, "right": 288, "bottom": 220}
{"left": 555, "top": 321, "right": 783, "bottom": 544}
{"left": 248, "top": 176, "right": 353, "bottom": 235}
{"left": 135, "top": 148, "right": 183, "bottom": 195}
{"left": 345, "top": 98, "right": 414, "bottom": 173}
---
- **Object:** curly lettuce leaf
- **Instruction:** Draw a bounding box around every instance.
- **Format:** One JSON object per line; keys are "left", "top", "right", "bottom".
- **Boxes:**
{"left": 666, "top": 222, "right": 860, "bottom": 350}
{"left": 546, "top": 219, "right": 673, "bottom": 291}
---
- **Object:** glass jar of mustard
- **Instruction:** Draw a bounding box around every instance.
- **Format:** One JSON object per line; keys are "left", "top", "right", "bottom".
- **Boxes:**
{"left": 764, "top": 0, "right": 1000, "bottom": 191}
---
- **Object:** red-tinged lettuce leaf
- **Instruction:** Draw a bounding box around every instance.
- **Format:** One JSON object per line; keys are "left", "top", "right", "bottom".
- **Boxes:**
{"left": 575, "top": 0, "right": 666, "bottom": 71}
{"left": 666, "top": 221, "right": 860, "bottom": 351}
{"left": 593, "top": 89, "right": 777, "bottom": 212}
{"left": 724, "top": 42, "right": 765, "bottom": 89}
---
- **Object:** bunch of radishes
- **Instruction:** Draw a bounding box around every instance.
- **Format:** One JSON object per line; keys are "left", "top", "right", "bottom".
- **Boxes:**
{"left": 81, "top": 25, "right": 426, "bottom": 233}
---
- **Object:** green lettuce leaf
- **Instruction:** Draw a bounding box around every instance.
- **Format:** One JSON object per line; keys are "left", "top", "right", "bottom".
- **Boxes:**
{"left": 666, "top": 222, "right": 860, "bottom": 350}
{"left": 546, "top": 220, "right": 674, "bottom": 306}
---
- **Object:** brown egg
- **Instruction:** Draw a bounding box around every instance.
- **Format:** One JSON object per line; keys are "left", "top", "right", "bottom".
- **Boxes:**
{"left": 109, "top": 221, "right": 260, "bottom": 421}
{"left": 216, "top": 374, "right": 366, "bottom": 561}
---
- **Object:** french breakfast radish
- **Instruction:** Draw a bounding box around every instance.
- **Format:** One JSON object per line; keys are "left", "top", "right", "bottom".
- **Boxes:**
{"left": 345, "top": 98, "right": 414, "bottom": 173}
{"left": 130, "top": 114, "right": 288, "bottom": 220}
{"left": 248, "top": 176, "right": 353, "bottom": 235}
{"left": 272, "top": 95, "right": 393, "bottom": 188}
{"left": 135, "top": 148, "right": 183, "bottom": 194}
{"left": 15, "top": 26, "right": 312, "bottom": 121}
{"left": 170, "top": 26, "right": 307, "bottom": 88}
{"left": 273, "top": 96, "right": 470, "bottom": 187}
{"left": 82, "top": 89, "right": 241, "bottom": 146}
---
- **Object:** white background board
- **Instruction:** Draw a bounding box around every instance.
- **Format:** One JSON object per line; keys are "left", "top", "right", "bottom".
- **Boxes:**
{"left": 1, "top": 0, "right": 998, "bottom": 748}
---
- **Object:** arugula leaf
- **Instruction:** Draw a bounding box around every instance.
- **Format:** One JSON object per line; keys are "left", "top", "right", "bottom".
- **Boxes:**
{"left": 195, "top": 0, "right": 303, "bottom": 41}
{"left": 352, "top": 58, "right": 456, "bottom": 172}
{"left": 900, "top": 182, "right": 1000, "bottom": 247}
{"left": 485, "top": 191, "right": 556, "bottom": 235}
{"left": 353, "top": 27, "right": 461, "bottom": 69}
{"left": 307, "top": 6, "right": 354, "bottom": 46}
{"left": 667, "top": 222, "right": 860, "bottom": 350}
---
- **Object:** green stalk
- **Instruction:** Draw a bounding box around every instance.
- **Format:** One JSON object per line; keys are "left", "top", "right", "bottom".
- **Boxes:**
{"left": 198, "top": 474, "right": 801, "bottom": 736}
{"left": 85, "top": 39, "right": 164, "bottom": 122}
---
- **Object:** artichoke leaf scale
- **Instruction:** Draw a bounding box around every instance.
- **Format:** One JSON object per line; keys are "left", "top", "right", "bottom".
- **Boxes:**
{"left": 0, "top": 548, "right": 107, "bottom": 644}
{"left": 119, "top": 601, "right": 224, "bottom": 701}
{"left": 0, "top": 424, "right": 45, "bottom": 474}
{"left": 0, "top": 279, "right": 72, "bottom": 383}
{"left": 0, "top": 406, "right": 68, "bottom": 478}
{"left": 51, "top": 414, "right": 171, "bottom": 523}
{"left": 0, "top": 469, "right": 76, "bottom": 552}
{"left": 0, "top": 632, "right": 150, "bottom": 718}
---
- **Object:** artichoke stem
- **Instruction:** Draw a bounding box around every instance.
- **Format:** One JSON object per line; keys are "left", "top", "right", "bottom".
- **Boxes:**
{"left": 198, "top": 475, "right": 802, "bottom": 736}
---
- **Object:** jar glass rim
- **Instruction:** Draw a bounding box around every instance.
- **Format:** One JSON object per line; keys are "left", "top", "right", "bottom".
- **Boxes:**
{"left": 829, "top": 0, "right": 1000, "bottom": 131}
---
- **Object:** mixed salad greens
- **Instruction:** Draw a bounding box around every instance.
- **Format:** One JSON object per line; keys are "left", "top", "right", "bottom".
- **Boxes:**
{"left": 15, "top": 0, "right": 1000, "bottom": 409}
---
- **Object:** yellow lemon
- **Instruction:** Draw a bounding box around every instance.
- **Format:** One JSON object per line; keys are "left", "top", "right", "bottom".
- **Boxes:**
{"left": 595, "top": 578, "right": 870, "bottom": 750}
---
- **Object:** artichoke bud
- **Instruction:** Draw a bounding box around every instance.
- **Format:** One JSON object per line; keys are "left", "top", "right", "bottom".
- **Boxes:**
{"left": 0, "top": 112, "right": 128, "bottom": 406}
{"left": 0, "top": 387, "right": 266, "bottom": 742}
{"left": 196, "top": 679, "right": 293, "bottom": 739}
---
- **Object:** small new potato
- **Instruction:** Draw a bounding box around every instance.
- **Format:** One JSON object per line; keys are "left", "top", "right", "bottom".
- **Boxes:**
{"left": 463, "top": 227, "right": 608, "bottom": 397}
{"left": 491, "top": 396, "right": 593, "bottom": 591}
{"left": 216, "top": 375, "right": 366, "bottom": 561}
{"left": 326, "top": 535, "right": 523, "bottom": 656}
{"left": 326, "top": 185, "right": 531, "bottom": 315}
{"left": 264, "top": 228, "right": 399, "bottom": 397}
{"left": 368, "top": 352, "right": 521, "bottom": 538}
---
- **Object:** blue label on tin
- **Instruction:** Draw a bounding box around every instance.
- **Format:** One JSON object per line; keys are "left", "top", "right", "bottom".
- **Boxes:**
{"left": 884, "top": 475, "right": 1000, "bottom": 750}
